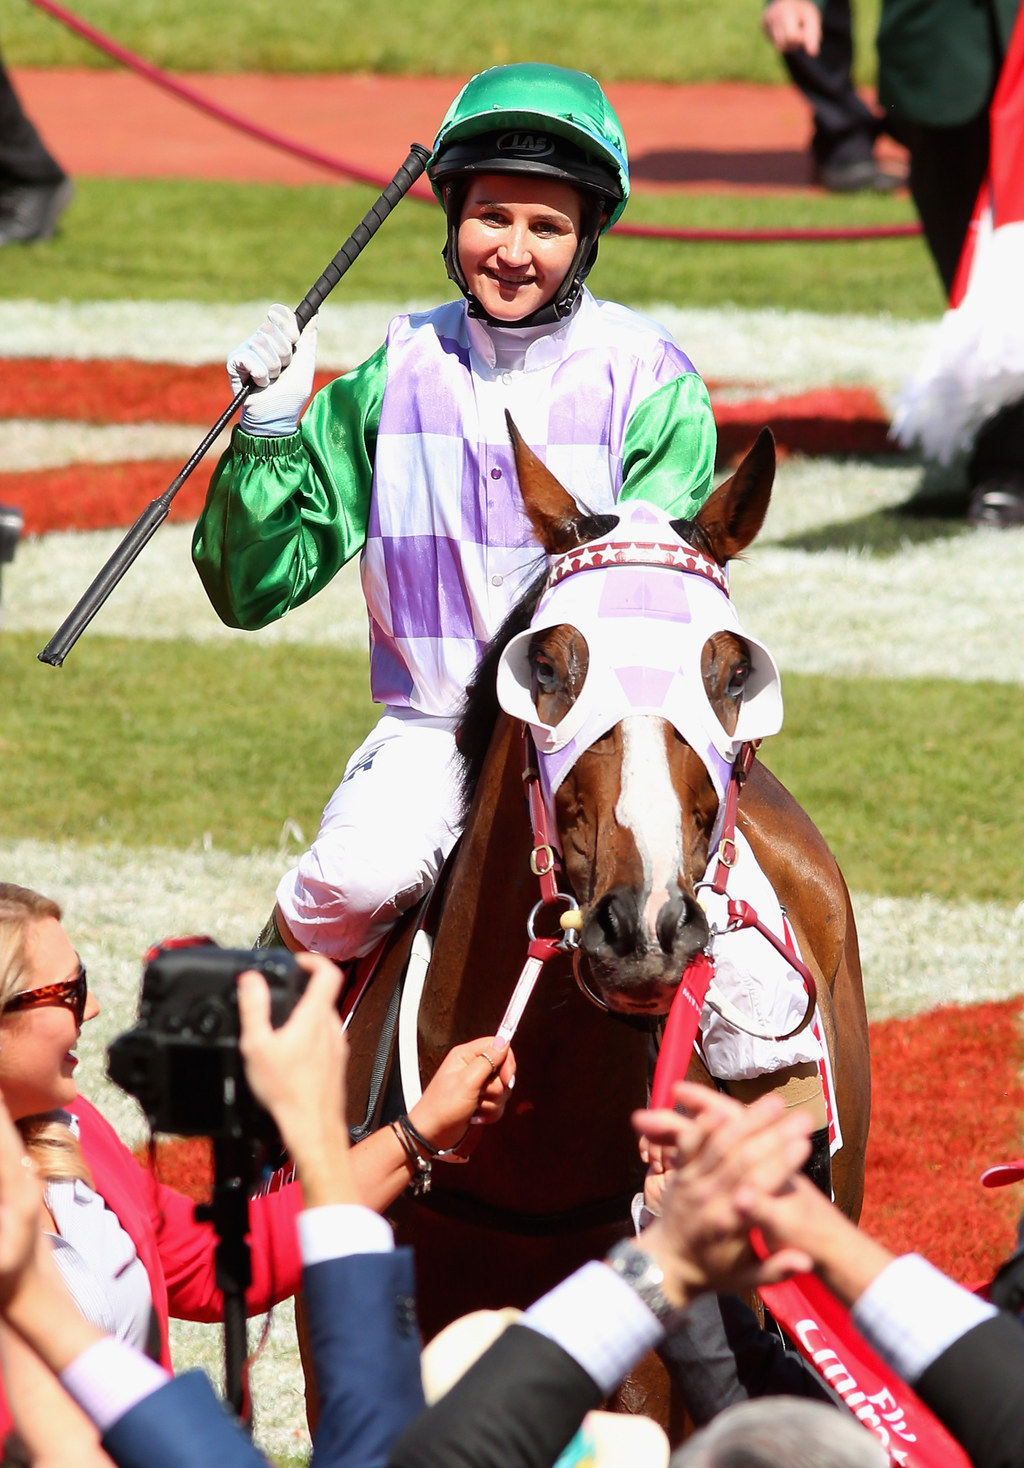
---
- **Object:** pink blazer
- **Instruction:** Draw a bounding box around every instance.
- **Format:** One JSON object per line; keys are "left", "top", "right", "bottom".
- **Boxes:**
{"left": 0, "top": 1096, "right": 304, "bottom": 1442}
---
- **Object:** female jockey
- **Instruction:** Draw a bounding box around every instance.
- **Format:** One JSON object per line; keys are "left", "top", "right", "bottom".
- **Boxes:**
{"left": 193, "top": 57, "right": 834, "bottom": 1210}
{"left": 193, "top": 62, "right": 717, "bottom": 960}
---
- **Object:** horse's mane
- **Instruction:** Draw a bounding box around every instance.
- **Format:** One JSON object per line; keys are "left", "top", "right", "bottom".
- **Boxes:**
{"left": 455, "top": 562, "right": 548, "bottom": 821}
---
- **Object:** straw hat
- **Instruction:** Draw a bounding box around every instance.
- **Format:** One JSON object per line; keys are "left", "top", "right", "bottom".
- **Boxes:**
{"left": 420, "top": 1307, "right": 670, "bottom": 1468}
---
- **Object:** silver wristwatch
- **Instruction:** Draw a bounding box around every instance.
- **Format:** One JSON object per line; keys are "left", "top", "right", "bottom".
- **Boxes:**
{"left": 604, "top": 1239, "right": 680, "bottom": 1325}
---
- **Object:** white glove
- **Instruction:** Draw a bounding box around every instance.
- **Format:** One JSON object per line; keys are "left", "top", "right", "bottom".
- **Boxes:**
{"left": 228, "top": 303, "right": 319, "bottom": 437}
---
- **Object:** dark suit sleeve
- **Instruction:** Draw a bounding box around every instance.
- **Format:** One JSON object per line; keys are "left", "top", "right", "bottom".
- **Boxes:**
{"left": 658, "top": 1291, "right": 834, "bottom": 1425}
{"left": 307, "top": 1250, "right": 426, "bottom": 1468}
{"left": 101, "top": 1372, "right": 268, "bottom": 1468}
{"left": 386, "top": 1324, "right": 602, "bottom": 1468}
{"left": 914, "top": 1313, "right": 1024, "bottom": 1468}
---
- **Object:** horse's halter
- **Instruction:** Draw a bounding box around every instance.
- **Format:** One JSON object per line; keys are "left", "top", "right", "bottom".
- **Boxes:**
{"left": 495, "top": 498, "right": 814, "bottom": 1044}
{"left": 495, "top": 498, "right": 784, "bottom": 842}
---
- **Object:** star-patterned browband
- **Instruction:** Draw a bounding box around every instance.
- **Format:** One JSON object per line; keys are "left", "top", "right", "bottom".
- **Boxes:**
{"left": 547, "top": 539, "right": 729, "bottom": 596}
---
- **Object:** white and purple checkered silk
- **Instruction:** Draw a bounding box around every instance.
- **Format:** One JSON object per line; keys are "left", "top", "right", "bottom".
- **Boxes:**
{"left": 495, "top": 498, "right": 783, "bottom": 827}
{"left": 358, "top": 292, "right": 700, "bottom": 714}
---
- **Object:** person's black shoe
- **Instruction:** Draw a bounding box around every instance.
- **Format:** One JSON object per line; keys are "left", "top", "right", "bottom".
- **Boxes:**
{"left": 0, "top": 177, "right": 74, "bottom": 245}
{"left": 967, "top": 475, "right": 1024, "bottom": 528}
{"left": 814, "top": 158, "right": 904, "bottom": 193}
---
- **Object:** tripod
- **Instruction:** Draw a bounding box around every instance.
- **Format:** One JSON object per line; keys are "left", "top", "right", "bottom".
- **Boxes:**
{"left": 194, "top": 1136, "right": 264, "bottom": 1429}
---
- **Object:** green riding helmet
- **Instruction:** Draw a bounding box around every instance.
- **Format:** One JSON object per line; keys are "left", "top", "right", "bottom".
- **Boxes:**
{"left": 429, "top": 63, "right": 631, "bottom": 326}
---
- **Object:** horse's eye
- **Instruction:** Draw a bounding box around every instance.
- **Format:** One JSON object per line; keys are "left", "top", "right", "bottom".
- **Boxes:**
{"left": 532, "top": 655, "right": 560, "bottom": 699}
{"left": 726, "top": 664, "right": 749, "bottom": 700}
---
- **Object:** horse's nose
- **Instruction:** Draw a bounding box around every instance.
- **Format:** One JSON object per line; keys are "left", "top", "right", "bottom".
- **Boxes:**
{"left": 584, "top": 885, "right": 642, "bottom": 960}
{"left": 656, "top": 891, "right": 709, "bottom": 958}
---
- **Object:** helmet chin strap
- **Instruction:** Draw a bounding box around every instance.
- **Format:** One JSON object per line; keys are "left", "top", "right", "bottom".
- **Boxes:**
{"left": 442, "top": 191, "right": 606, "bottom": 330}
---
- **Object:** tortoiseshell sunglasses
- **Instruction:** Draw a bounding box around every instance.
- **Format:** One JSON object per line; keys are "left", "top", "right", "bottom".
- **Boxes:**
{"left": 4, "top": 964, "right": 88, "bottom": 1026}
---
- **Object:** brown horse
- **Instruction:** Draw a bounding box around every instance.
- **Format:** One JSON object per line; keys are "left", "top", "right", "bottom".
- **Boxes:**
{"left": 342, "top": 424, "right": 870, "bottom": 1429}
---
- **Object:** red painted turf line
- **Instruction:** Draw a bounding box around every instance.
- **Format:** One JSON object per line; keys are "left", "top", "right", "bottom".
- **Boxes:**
{"left": 137, "top": 1002, "right": 1024, "bottom": 1289}
{"left": 1, "top": 369, "right": 893, "bottom": 536}
{"left": 859, "top": 998, "right": 1024, "bottom": 1285}
{"left": 0, "top": 460, "right": 213, "bottom": 535}
{"left": 1, "top": 360, "right": 338, "bottom": 425}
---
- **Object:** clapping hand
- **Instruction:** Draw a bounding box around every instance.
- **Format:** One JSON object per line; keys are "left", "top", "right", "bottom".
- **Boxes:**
{"left": 632, "top": 1082, "right": 815, "bottom": 1307}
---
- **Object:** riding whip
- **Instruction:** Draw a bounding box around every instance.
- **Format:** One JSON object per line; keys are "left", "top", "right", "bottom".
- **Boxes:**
{"left": 38, "top": 141, "right": 431, "bottom": 668}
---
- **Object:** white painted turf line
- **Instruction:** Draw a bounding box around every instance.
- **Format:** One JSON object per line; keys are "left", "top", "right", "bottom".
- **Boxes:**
{"left": 3, "top": 300, "right": 938, "bottom": 404}
{"left": 6, "top": 458, "right": 1023, "bottom": 682}
{"left": 0, "top": 420, "right": 229, "bottom": 472}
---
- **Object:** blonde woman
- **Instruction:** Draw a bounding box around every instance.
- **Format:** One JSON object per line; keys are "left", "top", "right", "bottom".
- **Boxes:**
{"left": 0, "top": 884, "right": 513, "bottom": 1463}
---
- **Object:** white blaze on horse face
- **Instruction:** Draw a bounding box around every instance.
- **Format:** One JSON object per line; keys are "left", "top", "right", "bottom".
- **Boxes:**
{"left": 614, "top": 715, "right": 682, "bottom": 942}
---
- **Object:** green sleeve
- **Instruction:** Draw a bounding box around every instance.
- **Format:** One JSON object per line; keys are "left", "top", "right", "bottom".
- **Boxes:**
{"left": 618, "top": 373, "right": 717, "bottom": 521}
{"left": 192, "top": 343, "right": 388, "bottom": 629}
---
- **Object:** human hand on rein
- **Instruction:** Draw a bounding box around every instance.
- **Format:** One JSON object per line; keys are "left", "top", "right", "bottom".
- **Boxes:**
{"left": 408, "top": 1037, "right": 516, "bottom": 1154}
{"left": 639, "top": 1134, "right": 671, "bottom": 1216}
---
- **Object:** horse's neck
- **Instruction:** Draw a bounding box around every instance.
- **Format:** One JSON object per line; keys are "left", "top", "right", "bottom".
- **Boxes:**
{"left": 421, "top": 715, "right": 650, "bottom": 1213}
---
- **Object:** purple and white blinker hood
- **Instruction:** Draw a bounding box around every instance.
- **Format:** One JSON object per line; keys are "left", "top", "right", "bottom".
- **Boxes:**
{"left": 495, "top": 500, "right": 783, "bottom": 836}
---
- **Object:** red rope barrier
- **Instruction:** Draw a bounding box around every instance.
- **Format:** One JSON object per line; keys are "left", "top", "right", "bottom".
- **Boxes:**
{"left": 24, "top": 0, "right": 433, "bottom": 196}
{"left": 613, "top": 220, "right": 922, "bottom": 242}
{"left": 27, "top": 0, "right": 924, "bottom": 244}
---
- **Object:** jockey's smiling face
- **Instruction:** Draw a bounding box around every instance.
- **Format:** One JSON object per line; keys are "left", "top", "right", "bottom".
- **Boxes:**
{"left": 457, "top": 174, "right": 583, "bottom": 323}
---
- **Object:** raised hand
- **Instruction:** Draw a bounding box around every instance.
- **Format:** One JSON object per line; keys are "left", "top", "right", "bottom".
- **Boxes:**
{"left": 762, "top": 0, "right": 822, "bottom": 55}
{"left": 237, "top": 952, "right": 355, "bottom": 1207}
{"left": 227, "top": 303, "right": 319, "bottom": 437}
{"left": 632, "top": 1081, "right": 815, "bottom": 1306}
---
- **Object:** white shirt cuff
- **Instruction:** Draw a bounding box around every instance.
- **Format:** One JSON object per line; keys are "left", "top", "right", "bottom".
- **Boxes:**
{"left": 523, "top": 1260, "right": 665, "bottom": 1397}
{"left": 852, "top": 1253, "right": 998, "bottom": 1383}
{"left": 298, "top": 1203, "right": 394, "bottom": 1265}
{"left": 60, "top": 1338, "right": 170, "bottom": 1434}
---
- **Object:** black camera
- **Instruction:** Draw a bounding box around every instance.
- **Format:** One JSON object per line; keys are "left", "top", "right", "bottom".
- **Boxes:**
{"left": 107, "top": 941, "right": 306, "bottom": 1146}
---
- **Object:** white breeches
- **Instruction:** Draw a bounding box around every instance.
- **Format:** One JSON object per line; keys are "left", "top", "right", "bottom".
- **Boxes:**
{"left": 276, "top": 708, "right": 463, "bottom": 959}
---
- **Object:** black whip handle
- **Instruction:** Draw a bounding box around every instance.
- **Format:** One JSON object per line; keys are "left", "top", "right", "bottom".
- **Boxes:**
{"left": 38, "top": 142, "right": 431, "bottom": 668}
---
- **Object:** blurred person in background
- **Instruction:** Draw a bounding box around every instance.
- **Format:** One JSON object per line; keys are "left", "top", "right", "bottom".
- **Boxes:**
{"left": 761, "top": 0, "right": 901, "bottom": 192}
{"left": 883, "top": 0, "right": 1024, "bottom": 528}
{"left": 0, "top": 40, "right": 72, "bottom": 244}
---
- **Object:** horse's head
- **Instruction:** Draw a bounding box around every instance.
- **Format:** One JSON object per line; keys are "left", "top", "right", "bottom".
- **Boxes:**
{"left": 496, "top": 415, "right": 782, "bottom": 1015}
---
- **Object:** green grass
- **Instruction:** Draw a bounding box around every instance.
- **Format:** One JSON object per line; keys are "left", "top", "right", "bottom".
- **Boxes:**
{"left": 1, "top": 633, "right": 377, "bottom": 852}
{"left": 0, "top": 178, "right": 943, "bottom": 319}
{"left": 3, "top": 631, "right": 1020, "bottom": 902}
{"left": 765, "top": 677, "right": 1024, "bottom": 904}
{"left": 1, "top": 0, "right": 882, "bottom": 85}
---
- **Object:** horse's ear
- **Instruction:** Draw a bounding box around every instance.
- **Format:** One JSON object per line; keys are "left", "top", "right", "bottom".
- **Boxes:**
{"left": 682, "top": 427, "right": 776, "bottom": 563}
{"left": 506, "top": 411, "right": 589, "bottom": 554}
